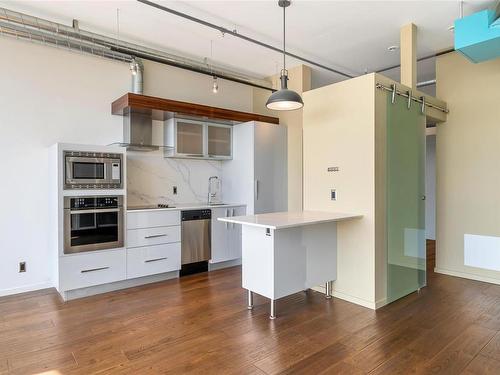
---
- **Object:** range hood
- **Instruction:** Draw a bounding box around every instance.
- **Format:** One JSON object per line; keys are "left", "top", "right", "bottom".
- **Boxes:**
{"left": 120, "top": 111, "right": 160, "bottom": 151}
{"left": 110, "top": 93, "right": 280, "bottom": 152}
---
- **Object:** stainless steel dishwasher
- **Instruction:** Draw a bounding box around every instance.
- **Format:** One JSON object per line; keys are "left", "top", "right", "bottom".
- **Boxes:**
{"left": 180, "top": 209, "right": 211, "bottom": 276}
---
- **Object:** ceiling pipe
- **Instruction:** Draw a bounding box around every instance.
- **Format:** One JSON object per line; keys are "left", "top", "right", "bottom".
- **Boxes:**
{"left": 137, "top": 0, "right": 356, "bottom": 79}
{"left": 0, "top": 5, "right": 449, "bottom": 91}
{"left": 0, "top": 7, "right": 274, "bottom": 92}
{"left": 137, "top": 0, "right": 451, "bottom": 88}
{"left": 376, "top": 48, "right": 454, "bottom": 74}
{"left": 416, "top": 79, "right": 436, "bottom": 88}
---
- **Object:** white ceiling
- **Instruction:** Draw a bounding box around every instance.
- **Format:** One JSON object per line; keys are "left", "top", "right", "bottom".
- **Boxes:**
{"left": 0, "top": 0, "right": 495, "bottom": 87}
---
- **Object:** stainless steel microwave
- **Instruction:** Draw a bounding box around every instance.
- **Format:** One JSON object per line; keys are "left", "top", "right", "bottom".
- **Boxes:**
{"left": 64, "top": 151, "right": 122, "bottom": 189}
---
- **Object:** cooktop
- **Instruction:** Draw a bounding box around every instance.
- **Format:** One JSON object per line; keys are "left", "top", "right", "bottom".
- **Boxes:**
{"left": 127, "top": 204, "right": 175, "bottom": 210}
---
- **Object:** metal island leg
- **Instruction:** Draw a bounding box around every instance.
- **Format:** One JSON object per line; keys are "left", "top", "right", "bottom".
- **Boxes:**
{"left": 325, "top": 281, "right": 333, "bottom": 299}
{"left": 270, "top": 299, "right": 276, "bottom": 320}
{"left": 247, "top": 290, "right": 254, "bottom": 310}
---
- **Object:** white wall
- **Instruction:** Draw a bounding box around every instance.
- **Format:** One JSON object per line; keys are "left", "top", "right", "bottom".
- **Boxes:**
{"left": 426, "top": 135, "right": 436, "bottom": 240}
{"left": 0, "top": 37, "right": 258, "bottom": 296}
{"left": 303, "top": 74, "right": 379, "bottom": 308}
{"left": 436, "top": 52, "right": 500, "bottom": 285}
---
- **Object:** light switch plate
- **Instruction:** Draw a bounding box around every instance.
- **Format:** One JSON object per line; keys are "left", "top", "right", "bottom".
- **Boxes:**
{"left": 330, "top": 189, "right": 337, "bottom": 201}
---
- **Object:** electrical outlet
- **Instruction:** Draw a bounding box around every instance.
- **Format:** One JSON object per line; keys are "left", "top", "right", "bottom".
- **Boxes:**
{"left": 173, "top": 186, "right": 178, "bottom": 195}
{"left": 19, "top": 262, "right": 26, "bottom": 273}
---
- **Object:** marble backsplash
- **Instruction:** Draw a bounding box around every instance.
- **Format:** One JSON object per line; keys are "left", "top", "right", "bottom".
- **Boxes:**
{"left": 126, "top": 150, "right": 222, "bottom": 206}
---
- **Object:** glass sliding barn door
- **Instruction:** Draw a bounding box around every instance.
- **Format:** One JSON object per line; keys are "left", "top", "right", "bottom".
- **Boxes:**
{"left": 386, "top": 93, "right": 426, "bottom": 303}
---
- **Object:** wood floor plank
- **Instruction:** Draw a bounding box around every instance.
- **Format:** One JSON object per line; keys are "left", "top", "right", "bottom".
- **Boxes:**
{"left": 480, "top": 331, "right": 500, "bottom": 360}
{"left": 7, "top": 346, "right": 78, "bottom": 375}
{"left": 346, "top": 321, "right": 425, "bottom": 372}
{"left": 462, "top": 354, "right": 500, "bottom": 375}
{"left": 1, "top": 251, "right": 499, "bottom": 375}
{"left": 368, "top": 348, "right": 424, "bottom": 375}
{"left": 278, "top": 342, "right": 353, "bottom": 375}
{"left": 420, "top": 324, "right": 496, "bottom": 374}
{"left": 0, "top": 359, "right": 8, "bottom": 375}
{"left": 319, "top": 360, "right": 366, "bottom": 375}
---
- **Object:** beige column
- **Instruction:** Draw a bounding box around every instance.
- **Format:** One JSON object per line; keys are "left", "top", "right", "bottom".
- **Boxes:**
{"left": 400, "top": 23, "right": 417, "bottom": 89}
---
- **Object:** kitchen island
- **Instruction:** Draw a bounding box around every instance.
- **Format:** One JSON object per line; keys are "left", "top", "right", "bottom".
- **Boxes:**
{"left": 219, "top": 211, "right": 362, "bottom": 319}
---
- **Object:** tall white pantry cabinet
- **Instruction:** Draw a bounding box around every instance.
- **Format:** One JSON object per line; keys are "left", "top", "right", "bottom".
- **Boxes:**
{"left": 222, "top": 121, "right": 288, "bottom": 215}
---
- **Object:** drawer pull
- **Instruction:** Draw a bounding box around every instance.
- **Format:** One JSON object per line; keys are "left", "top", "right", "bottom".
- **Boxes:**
{"left": 81, "top": 266, "right": 109, "bottom": 273}
{"left": 145, "top": 257, "right": 168, "bottom": 263}
{"left": 144, "top": 234, "right": 168, "bottom": 239}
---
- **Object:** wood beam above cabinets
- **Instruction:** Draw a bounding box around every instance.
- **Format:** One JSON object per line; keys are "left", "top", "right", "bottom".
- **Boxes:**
{"left": 111, "top": 93, "right": 280, "bottom": 124}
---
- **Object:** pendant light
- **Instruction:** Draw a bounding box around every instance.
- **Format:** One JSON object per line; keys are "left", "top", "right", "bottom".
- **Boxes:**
{"left": 212, "top": 75, "right": 219, "bottom": 93}
{"left": 266, "top": 0, "right": 303, "bottom": 111}
{"left": 209, "top": 40, "right": 218, "bottom": 94}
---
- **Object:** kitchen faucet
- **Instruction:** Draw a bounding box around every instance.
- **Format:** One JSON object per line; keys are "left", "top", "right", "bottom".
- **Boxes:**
{"left": 208, "top": 176, "right": 221, "bottom": 205}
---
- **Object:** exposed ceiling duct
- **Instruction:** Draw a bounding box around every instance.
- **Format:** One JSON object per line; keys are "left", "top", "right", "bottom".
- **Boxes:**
{"left": 0, "top": 7, "right": 274, "bottom": 92}
{"left": 454, "top": 6, "right": 500, "bottom": 63}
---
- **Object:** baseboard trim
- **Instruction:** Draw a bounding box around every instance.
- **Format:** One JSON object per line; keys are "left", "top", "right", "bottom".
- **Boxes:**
{"left": 435, "top": 267, "right": 500, "bottom": 286}
{"left": 311, "top": 285, "right": 378, "bottom": 310}
{"left": 60, "top": 271, "right": 179, "bottom": 301}
{"left": 208, "top": 258, "right": 242, "bottom": 271}
{"left": 0, "top": 281, "right": 53, "bottom": 297}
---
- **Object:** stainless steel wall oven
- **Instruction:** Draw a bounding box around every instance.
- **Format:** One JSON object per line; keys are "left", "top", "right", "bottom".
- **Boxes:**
{"left": 64, "top": 151, "right": 122, "bottom": 189}
{"left": 64, "top": 196, "right": 124, "bottom": 254}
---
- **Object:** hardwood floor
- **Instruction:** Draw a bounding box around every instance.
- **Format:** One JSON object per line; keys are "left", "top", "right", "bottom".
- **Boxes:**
{"left": 1, "top": 254, "right": 500, "bottom": 374}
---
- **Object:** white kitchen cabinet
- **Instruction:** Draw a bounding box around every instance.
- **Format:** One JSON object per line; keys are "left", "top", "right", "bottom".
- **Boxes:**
{"left": 227, "top": 205, "right": 246, "bottom": 258}
{"left": 210, "top": 205, "right": 246, "bottom": 263}
{"left": 127, "top": 210, "right": 180, "bottom": 229}
{"left": 127, "top": 243, "right": 181, "bottom": 279}
{"left": 207, "top": 123, "right": 232, "bottom": 159}
{"left": 127, "top": 226, "right": 181, "bottom": 248}
{"left": 126, "top": 209, "right": 182, "bottom": 280}
{"left": 164, "top": 118, "right": 232, "bottom": 160}
{"left": 59, "top": 249, "right": 126, "bottom": 291}
{"left": 222, "top": 121, "right": 287, "bottom": 214}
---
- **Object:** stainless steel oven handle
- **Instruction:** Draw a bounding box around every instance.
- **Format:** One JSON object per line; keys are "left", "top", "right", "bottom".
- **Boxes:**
{"left": 145, "top": 257, "right": 168, "bottom": 263}
{"left": 69, "top": 208, "right": 121, "bottom": 214}
{"left": 81, "top": 266, "right": 109, "bottom": 273}
{"left": 144, "top": 234, "right": 168, "bottom": 239}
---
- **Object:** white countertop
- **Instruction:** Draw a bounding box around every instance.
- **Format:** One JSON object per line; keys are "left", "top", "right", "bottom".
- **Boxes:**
{"left": 127, "top": 202, "right": 245, "bottom": 212}
{"left": 218, "top": 211, "right": 362, "bottom": 230}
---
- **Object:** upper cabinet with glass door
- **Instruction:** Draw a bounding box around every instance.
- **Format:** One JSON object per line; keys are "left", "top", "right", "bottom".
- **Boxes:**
{"left": 164, "top": 118, "right": 232, "bottom": 160}
{"left": 207, "top": 123, "right": 232, "bottom": 159}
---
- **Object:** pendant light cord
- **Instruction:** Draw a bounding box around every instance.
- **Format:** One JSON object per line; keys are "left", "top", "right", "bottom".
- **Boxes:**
{"left": 283, "top": 4, "right": 286, "bottom": 71}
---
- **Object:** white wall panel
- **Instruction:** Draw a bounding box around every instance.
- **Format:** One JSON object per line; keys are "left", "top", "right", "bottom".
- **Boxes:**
{"left": 464, "top": 234, "right": 500, "bottom": 272}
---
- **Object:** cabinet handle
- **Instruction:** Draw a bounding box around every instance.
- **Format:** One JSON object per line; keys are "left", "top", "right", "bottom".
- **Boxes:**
{"left": 254, "top": 180, "right": 259, "bottom": 200}
{"left": 231, "top": 208, "right": 235, "bottom": 229}
{"left": 70, "top": 208, "right": 120, "bottom": 214}
{"left": 225, "top": 209, "right": 230, "bottom": 229}
{"left": 81, "top": 266, "right": 109, "bottom": 273}
{"left": 145, "top": 257, "right": 168, "bottom": 263}
{"left": 185, "top": 154, "right": 204, "bottom": 158}
{"left": 144, "top": 234, "right": 168, "bottom": 239}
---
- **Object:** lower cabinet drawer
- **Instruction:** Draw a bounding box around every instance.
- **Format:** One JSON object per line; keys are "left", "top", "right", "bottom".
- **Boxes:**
{"left": 127, "top": 243, "right": 181, "bottom": 279}
{"left": 127, "top": 226, "right": 181, "bottom": 248}
{"left": 59, "top": 250, "right": 126, "bottom": 291}
{"left": 127, "top": 210, "right": 180, "bottom": 230}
